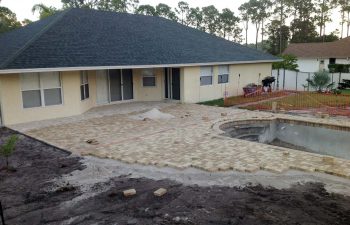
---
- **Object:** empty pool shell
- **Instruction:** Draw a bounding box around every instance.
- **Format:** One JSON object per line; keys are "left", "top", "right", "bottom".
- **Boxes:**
{"left": 219, "top": 119, "right": 350, "bottom": 160}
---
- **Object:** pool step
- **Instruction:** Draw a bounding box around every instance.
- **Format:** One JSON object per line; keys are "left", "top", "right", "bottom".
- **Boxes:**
{"left": 226, "top": 125, "right": 268, "bottom": 138}
{"left": 234, "top": 134, "right": 260, "bottom": 142}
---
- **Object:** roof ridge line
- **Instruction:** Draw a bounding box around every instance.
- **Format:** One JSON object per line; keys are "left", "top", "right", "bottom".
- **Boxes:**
{"left": 0, "top": 9, "right": 71, "bottom": 70}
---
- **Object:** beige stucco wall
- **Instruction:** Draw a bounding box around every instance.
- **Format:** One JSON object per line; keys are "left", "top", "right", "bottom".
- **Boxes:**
{"left": 133, "top": 68, "right": 164, "bottom": 101}
{"left": 0, "top": 71, "right": 97, "bottom": 125}
{"left": 0, "top": 63, "right": 271, "bottom": 125}
{"left": 182, "top": 63, "right": 272, "bottom": 103}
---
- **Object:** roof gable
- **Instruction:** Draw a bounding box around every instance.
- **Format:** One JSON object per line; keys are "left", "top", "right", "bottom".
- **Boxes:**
{"left": 0, "top": 8, "right": 278, "bottom": 71}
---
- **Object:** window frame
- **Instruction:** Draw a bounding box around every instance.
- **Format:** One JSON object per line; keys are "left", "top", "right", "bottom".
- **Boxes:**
{"left": 200, "top": 66, "right": 213, "bottom": 86}
{"left": 142, "top": 69, "right": 156, "bottom": 87}
{"left": 20, "top": 72, "right": 63, "bottom": 109}
{"left": 218, "top": 65, "right": 229, "bottom": 84}
{"left": 80, "top": 71, "right": 90, "bottom": 101}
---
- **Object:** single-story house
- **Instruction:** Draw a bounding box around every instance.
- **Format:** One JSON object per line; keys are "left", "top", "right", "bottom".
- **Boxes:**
{"left": 0, "top": 8, "right": 278, "bottom": 125}
{"left": 283, "top": 37, "right": 350, "bottom": 72}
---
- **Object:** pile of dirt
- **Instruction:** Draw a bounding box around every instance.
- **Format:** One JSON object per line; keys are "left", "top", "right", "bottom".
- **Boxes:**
{"left": 129, "top": 108, "right": 175, "bottom": 120}
{"left": 1, "top": 128, "right": 350, "bottom": 225}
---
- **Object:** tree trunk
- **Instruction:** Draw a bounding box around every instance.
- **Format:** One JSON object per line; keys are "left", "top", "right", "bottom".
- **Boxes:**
{"left": 256, "top": 24, "right": 260, "bottom": 49}
{"left": 245, "top": 21, "right": 248, "bottom": 46}
{"left": 6, "top": 157, "right": 8, "bottom": 170}
{"left": 320, "top": 0, "right": 325, "bottom": 38}
{"left": 279, "top": 1, "right": 283, "bottom": 54}
{"left": 348, "top": 11, "right": 350, "bottom": 37}
{"left": 341, "top": 10, "right": 345, "bottom": 38}
{"left": 261, "top": 19, "right": 264, "bottom": 47}
{"left": 323, "top": 24, "right": 326, "bottom": 42}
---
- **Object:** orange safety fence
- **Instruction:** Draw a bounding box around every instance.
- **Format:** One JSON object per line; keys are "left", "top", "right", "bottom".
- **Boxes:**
{"left": 239, "top": 91, "right": 350, "bottom": 117}
{"left": 223, "top": 90, "right": 293, "bottom": 107}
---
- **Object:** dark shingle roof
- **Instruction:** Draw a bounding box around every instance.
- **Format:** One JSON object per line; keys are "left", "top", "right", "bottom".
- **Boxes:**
{"left": 0, "top": 8, "right": 278, "bottom": 70}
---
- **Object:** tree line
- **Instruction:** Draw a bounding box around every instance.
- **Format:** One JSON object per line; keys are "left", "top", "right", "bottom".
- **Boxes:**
{"left": 1, "top": 0, "right": 350, "bottom": 56}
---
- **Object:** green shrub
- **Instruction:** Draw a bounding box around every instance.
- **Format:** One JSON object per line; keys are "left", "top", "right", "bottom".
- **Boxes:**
{"left": 332, "top": 89, "right": 342, "bottom": 95}
{"left": 0, "top": 135, "right": 18, "bottom": 170}
{"left": 307, "top": 71, "right": 334, "bottom": 92}
{"left": 328, "top": 64, "right": 350, "bottom": 73}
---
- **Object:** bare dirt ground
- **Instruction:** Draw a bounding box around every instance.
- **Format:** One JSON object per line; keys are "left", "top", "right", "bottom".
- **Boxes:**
{"left": 1, "top": 127, "right": 350, "bottom": 225}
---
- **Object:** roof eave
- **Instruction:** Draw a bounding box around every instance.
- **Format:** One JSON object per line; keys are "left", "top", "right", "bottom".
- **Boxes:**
{"left": 0, "top": 59, "right": 280, "bottom": 74}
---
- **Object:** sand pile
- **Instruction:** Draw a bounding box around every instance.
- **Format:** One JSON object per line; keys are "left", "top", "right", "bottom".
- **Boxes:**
{"left": 129, "top": 108, "right": 175, "bottom": 120}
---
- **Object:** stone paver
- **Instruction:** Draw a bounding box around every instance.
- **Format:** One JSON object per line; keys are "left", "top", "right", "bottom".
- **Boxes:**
{"left": 10, "top": 102, "right": 350, "bottom": 179}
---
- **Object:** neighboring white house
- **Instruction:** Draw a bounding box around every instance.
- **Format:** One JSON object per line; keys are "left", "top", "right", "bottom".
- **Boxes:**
{"left": 283, "top": 37, "right": 350, "bottom": 72}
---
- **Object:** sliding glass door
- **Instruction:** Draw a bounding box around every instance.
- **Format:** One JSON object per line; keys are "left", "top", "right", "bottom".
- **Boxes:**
{"left": 96, "top": 69, "right": 133, "bottom": 105}
{"left": 109, "top": 69, "right": 122, "bottom": 102}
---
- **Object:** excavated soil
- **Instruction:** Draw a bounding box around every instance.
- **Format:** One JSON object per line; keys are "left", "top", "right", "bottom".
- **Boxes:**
{"left": 0, "top": 128, "right": 350, "bottom": 225}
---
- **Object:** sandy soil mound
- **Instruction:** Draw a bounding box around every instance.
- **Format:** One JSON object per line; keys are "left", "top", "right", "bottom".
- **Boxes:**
{"left": 129, "top": 108, "right": 175, "bottom": 120}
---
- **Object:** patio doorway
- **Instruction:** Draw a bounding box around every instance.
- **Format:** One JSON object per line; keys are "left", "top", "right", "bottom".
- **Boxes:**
{"left": 96, "top": 69, "right": 133, "bottom": 105}
{"left": 164, "top": 68, "right": 180, "bottom": 100}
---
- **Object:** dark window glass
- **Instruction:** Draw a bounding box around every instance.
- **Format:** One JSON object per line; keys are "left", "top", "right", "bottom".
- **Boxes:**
{"left": 143, "top": 76, "right": 156, "bottom": 87}
{"left": 44, "top": 88, "right": 62, "bottom": 106}
{"left": 218, "top": 74, "right": 229, "bottom": 84}
{"left": 80, "top": 85, "right": 85, "bottom": 100}
{"left": 22, "top": 90, "right": 41, "bottom": 108}
{"left": 85, "top": 84, "right": 89, "bottom": 99}
{"left": 200, "top": 76, "right": 212, "bottom": 86}
{"left": 329, "top": 58, "right": 336, "bottom": 65}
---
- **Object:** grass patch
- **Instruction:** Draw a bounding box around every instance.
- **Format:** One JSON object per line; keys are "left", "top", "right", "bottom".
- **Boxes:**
{"left": 341, "top": 89, "right": 350, "bottom": 95}
{"left": 242, "top": 92, "right": 350, "bottom": 111}
{"left": 199, "top": 98, "right": 224, "bottom": 107}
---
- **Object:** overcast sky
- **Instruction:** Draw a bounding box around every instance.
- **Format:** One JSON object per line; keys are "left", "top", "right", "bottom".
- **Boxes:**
{"left": 0, "top": 0, "right": 342, "bottom": 43}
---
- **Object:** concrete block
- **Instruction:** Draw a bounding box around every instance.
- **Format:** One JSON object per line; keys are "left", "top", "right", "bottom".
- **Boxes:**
{"left": 123, "top": 189, "right": 136, "bottom": 197}
{"left": 322, "top": 156, "right": 334, "bottom": 164}
{"left": 154, "top": 188, "right": 167, "bottom": 197}
{"left": 271, "top": 102, "right": 277, "bottom": 112}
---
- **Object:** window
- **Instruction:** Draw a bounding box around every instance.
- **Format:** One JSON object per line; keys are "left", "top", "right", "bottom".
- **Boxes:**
{"left": 200, "top": 66, "right": 213, "bottom": 86}
{"left": 329, "top": 58, "right": 336, "bottom": 65}
{"left": 218, "top": 65, "right": 229, "bottom": 84}
{"left": 142, "top": 69, "right": 156, "bottom": 87}
{"left": 21, "top": 72, "right": 62, "bottom": 108}
{"left": 80, "top": 71, "right": 89, "bottom": 100}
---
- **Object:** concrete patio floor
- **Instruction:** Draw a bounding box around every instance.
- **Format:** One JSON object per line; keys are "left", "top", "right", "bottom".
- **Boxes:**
{"left": 10, "top": 101, "right": 350, "bottom": 179}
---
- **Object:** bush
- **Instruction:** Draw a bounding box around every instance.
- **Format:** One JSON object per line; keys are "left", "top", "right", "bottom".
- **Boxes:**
{"left": 306, "top": 71, "right": 334, "bottom": 92}
{"left": 0, "top": 135, "right": 18, "bottom": 170}
{"left": 332, "top": 89, "right": 342, "bottom": 95}
{"left": 328, "top": 64, "right": 350, "bottom": 73}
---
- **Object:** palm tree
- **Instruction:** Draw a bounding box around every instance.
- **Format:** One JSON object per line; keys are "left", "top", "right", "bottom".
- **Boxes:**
{"left": 32, "top": 4, "right": 58, "bottom": 19}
